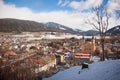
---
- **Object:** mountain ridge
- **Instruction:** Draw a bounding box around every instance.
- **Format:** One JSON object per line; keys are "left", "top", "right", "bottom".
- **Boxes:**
{"left": 0, "top": 18, "right": 118, "bottom": 36}
{"left": 0, "top": 18, "right": 79, "bottom": 34}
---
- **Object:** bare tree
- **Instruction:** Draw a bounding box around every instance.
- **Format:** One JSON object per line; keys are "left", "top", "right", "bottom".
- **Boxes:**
{"left": 86, "top": 6, "right": 111, "bottom": 61}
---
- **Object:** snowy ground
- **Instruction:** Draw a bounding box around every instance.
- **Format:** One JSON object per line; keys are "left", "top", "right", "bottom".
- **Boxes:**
{"left": 43, "top": 60, "right": 120, "bottom": 80}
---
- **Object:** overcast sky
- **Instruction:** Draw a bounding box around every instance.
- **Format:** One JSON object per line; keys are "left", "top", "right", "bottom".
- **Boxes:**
{"left": 0, "top": 0, "right": 120, "bottom": 31}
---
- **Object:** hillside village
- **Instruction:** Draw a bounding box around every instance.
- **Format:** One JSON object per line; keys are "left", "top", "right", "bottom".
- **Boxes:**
{"left": 0, "top": 32, "right": 120, "bottom": 80}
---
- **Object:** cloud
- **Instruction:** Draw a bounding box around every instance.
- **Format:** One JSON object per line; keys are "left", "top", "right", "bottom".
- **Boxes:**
{"left": 0, "top": 0, "right": 33, "bottom": 19}
{"left": 58, "top": 0, "right": 70, "bottom": 7}
{"left": 107, "top": 0, "right": 120, "bottom": 11}
{"left": 61, "top": 0, "right": 70, "bottom": 7}
{"left": 107, "top": 0, "right": 120, "bottom": 16}
{"left": 69, "top": 0, "right": 103, "bottom": 11}
{"left": 58, "top": 0, "right": 63, "bottom": 5}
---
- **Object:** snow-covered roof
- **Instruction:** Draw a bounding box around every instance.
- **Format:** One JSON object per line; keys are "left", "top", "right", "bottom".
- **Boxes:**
{"left": 43, "top": 60, "right": 120, "bottom": 80}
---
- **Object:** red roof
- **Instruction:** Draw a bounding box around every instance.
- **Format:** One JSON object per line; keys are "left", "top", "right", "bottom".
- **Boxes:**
{"left": 75, "top": 51, "right": 90, "bottom": 55}
{"left": 30, "top": 58, "right": 45, "bottom": 65}
{"left": 5, "top": 51, "right": 16, "bottom": 55}
{"left": 74, "top": 51, "right": 91, "bottom": 58}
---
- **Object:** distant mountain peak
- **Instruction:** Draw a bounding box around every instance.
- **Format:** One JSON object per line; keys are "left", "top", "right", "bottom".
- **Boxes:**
{"left": 106, "top": 25, "right": 120, "bottom": 36}
{"left": 46, "top": 22, "right": 83, "bottom": 34}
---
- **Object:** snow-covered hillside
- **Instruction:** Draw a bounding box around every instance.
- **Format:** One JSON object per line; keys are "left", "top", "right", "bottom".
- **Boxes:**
{"left": 43, "top": 60, "right": 120, "bottom": 80}
{"left": 106, "top": 25, "right": 120, "bottom": 35}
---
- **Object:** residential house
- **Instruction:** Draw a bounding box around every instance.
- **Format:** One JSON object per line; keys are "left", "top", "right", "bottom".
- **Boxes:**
{"left": 29, "top": 54, "right": 56, "bottom": 73}
{"left": 74, "top": 51, "right": 92, "bottom": 63}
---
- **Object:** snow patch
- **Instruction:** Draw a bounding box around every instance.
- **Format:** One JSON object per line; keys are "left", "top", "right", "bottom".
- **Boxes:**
{"left": 59, "top": 27, "right": 66, "bottom": 30}
{"left": 73, "top": 29, "right": 83, "bottom": 32}
{"left": 43, "top": 60, "right": 120, "bottom": 80}
{"left": 114, "top": 27, "right": 120, "bottom": 31}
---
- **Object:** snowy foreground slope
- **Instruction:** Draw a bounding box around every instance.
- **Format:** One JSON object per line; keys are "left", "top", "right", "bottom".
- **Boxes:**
{"left": 43, "top": 60, "right": 120, "bottom": 80}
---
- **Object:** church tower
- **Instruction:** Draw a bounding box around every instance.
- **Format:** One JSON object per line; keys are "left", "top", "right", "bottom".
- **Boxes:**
{"left": 92, "top": 35, "right": 95, "bottom": 45}
{"left": 82, "top": 35, "right": 85, "bottom": 44}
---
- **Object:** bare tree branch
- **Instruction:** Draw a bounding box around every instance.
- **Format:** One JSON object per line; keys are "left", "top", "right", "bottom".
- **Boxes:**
{"left": 85, "top": 6, "right": 111, "bottom": 61}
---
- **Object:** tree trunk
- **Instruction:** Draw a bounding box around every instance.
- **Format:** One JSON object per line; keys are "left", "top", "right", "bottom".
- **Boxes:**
{"left": 101, "top": 38, "right": 105, "bottom": 61}
{"left": 101, "top": 43, "right": 105, "bottom": 61}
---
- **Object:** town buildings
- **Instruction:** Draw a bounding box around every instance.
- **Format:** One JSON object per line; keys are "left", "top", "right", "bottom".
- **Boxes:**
{"left": 0, "top": 32, "right": 120, "bottom": 79}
